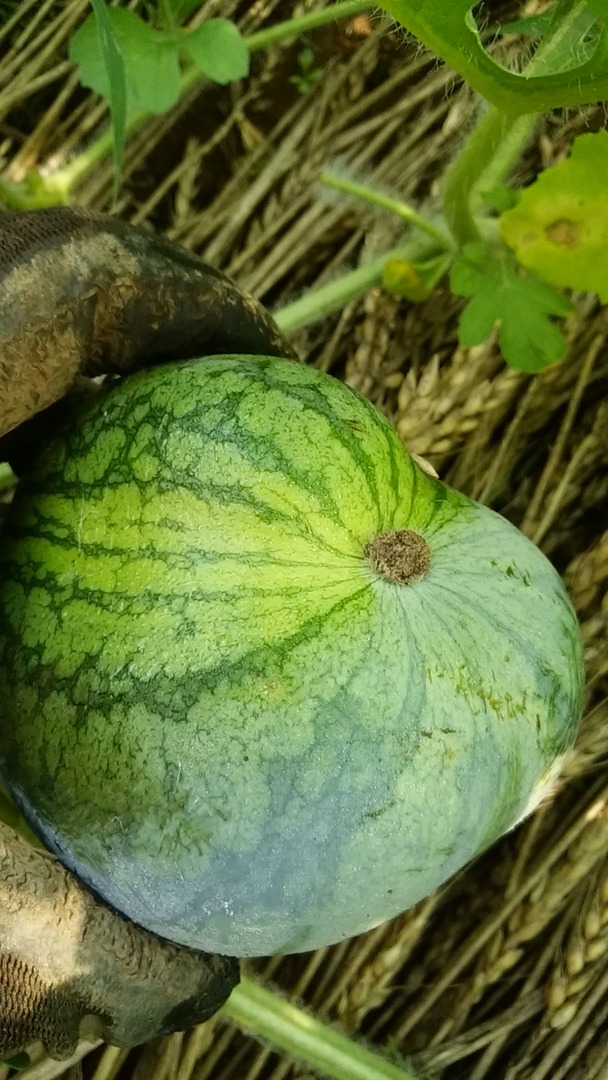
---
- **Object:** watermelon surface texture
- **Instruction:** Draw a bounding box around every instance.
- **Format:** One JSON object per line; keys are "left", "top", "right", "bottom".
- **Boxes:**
{"left": 0, "top": 355, "right": 584, "bottom": 956}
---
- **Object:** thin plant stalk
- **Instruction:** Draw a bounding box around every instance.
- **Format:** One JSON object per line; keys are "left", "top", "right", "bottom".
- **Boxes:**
{"left": 223, "top": 977, "right": 421, "bottom": 1080}
{"left": 379, "top": 0, "right": 608, "bottom": 112}
{"left": 319, "top": 170, "right": 454, "bottom": 250}
{"left": 274, "top": 235, "right": 443, "bottom": 334}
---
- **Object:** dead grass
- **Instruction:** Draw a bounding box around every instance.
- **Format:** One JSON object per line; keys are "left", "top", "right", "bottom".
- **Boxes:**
{"left": 0, "top": 1, "right": 607, "bottom": 1078}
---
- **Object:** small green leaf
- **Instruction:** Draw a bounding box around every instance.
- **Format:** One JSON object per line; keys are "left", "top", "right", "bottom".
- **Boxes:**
{"left": 500, "top": 130, "right": 608, "bottom": 303}
{"left": 297, "top": 47, "right": 316, "bottom": 73}
{"left": 70, "top": 8, "right": 181, "bottom": 114}
{"left": 451, "top": 244, "right": 572, "bottom": 372}
{"left": 497, "top": 12, "right": 553, "bottom": 36}
{"left": 87, "top": 0, "right": 126, "bottom": 198}
{"left": 587, "top": 0, "right": 608, "bottom": 17}
{"left": 480, "top": 184, "right": 519, "bottom": 215}
{"left": 0, "top": 462, "right": 16, "bottom": 490}
{"left": 383, "top": 255, "right": 451, "bottom": 303}
{"left": 170, "top": 0, "right": 205, "bottom": 21}
{"left": 1, "top": 1053, "right": 30, "bottom": 1071}
{"left": 181, "top": 18, "right": 249, "bottom": 85}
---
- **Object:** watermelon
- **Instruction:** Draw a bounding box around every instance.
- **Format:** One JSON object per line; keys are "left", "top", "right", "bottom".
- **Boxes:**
{"left": 0, "top": 355, "right": 584, "bottom": 956}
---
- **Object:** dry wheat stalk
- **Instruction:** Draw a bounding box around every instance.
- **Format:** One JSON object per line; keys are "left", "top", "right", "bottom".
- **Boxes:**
{"left": 468, "top": 802, "right": 608, "bottom": 1005}
{"left": 335, "top": 895, "right": 440, "bottom": 1034}
{"left": 457, "top": 297, "right": 603, "bottom": 509}
{"left": 580, "top": 610, "right": 608, "bottom": 684}
{"left": 184, "top": 44, "right": 424, "bottom": 258}
{"left": 520, "top": 331, "right": 605, "bottom": 539}
{"left": 510, "top": 954, "right": 608, "bottom": 1080}
{"left": 545, "top": 868, "right": 608, "bottom": 1026}
{"left": 386, "top": 787, "right": 608, "bottom": 1058}
{"left": 529, "top": 404, "right": 608, "bottom": 551}
{"left": 393, "top": 338, "right": 528, "bottom": 480}
{"left": 563, "top": 700, "right": 608, "bottom": 782}
{"left": 463, "top": 904, "right": 574, "bottom": 1080}
{"left": 413, "top": 990, "right": 545, "bottom": 1077}
{"left": 183, "top": 94, "right": 311, "bottom": 253}
{"left": 565, "top": 532, "right": 608, "bottom": 620}
{"left": 345, "top": 287, "right": 403, "bottom": 397}
{"left": 0, "top": 0, "right": 83, "bottom": 104}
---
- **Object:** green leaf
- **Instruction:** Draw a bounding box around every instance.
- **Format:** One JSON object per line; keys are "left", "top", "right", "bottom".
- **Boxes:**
{"left": 500, "top": 130, "right": 608, "bottom": 303}
{"left": 480, "top": 183, "right": 519, "bottom": 214}
{"left": 70, "top": 8, "right": 181, "bottom": 114}
{"left": 181, "top": 18, "right": 249, "bottom": 84}
{"left": 0, "top": 462, "right": 16, "bottom": 490}
{"left": 497, "top": 13, "right": 553, "bottom": 36}
{"left": 87, "top": 0, "right": 126, "bottom": 199}
{"left": 1, "top": 1053, "right": 30, "bottom": 1071}
{"left": 170, "top": 0, "right": 204, "bottom": 21}
{"left": 297, "top": 47, "right": 316, "bottom": 73}
{"left": 450, "top": 244, "right": 572, "bottom": 372}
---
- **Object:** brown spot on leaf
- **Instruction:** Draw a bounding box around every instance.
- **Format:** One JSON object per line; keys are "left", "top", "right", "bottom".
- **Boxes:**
{"left": 545, "top": 219, "right": 580, "bottom": 249}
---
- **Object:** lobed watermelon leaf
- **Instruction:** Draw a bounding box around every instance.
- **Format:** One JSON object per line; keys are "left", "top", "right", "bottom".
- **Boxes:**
{"left": 451, "top": 244, "right": 572, "bottom": 372}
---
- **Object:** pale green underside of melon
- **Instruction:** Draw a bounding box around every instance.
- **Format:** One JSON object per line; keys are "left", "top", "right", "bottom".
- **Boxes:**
{"left": 0, "top": 356, "right": 583, "bottom": 955}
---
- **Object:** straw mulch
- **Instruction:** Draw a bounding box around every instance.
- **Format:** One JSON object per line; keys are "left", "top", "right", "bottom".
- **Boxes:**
{"left": 1, "top": 2, "right": 607, "bottom": 1079}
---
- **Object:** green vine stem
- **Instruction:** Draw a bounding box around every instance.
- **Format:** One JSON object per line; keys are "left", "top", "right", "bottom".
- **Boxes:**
{"left": 441, "top": 1, "right": 602, "bottom": 247}
{"left": 274, "top": 234, "right": 443, "bottom": 333}
{"left": 224, "top": 976, "right": 421, "bottom": 1080}
{"left": 319, "top": 169, "right": 454, "bottom": 250}
{"left": 244, "top": 1, "right": 370, "bottom": 53}
{"left": 377, "top": 0, "right": 608, "bottom": 113}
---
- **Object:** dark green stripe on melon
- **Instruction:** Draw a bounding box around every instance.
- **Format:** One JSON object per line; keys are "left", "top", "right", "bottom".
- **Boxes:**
{"left": 0, "top": 356, "right": 583, "bottom": 955}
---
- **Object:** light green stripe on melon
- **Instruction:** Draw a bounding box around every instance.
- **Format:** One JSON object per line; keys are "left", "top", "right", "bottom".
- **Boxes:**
{"left": 0, "top": 355, "right": 583, "bottom": 956}
{"left": 48, "top": 357, "right": 408, "bottom": 544}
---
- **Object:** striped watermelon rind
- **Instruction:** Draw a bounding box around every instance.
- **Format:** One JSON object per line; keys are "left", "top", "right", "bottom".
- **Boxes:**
{"left": 0, "top": 355, "right": 584, "bottom": 955}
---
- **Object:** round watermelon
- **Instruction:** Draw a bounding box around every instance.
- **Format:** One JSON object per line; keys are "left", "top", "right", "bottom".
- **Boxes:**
{"left": 0, "top": 355, "right": 584, "bottom": 955}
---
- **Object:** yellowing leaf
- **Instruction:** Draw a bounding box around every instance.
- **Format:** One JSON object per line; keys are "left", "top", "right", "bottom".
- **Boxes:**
{"left": 500, "top": 130, "right": 608, "bottom": 302}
